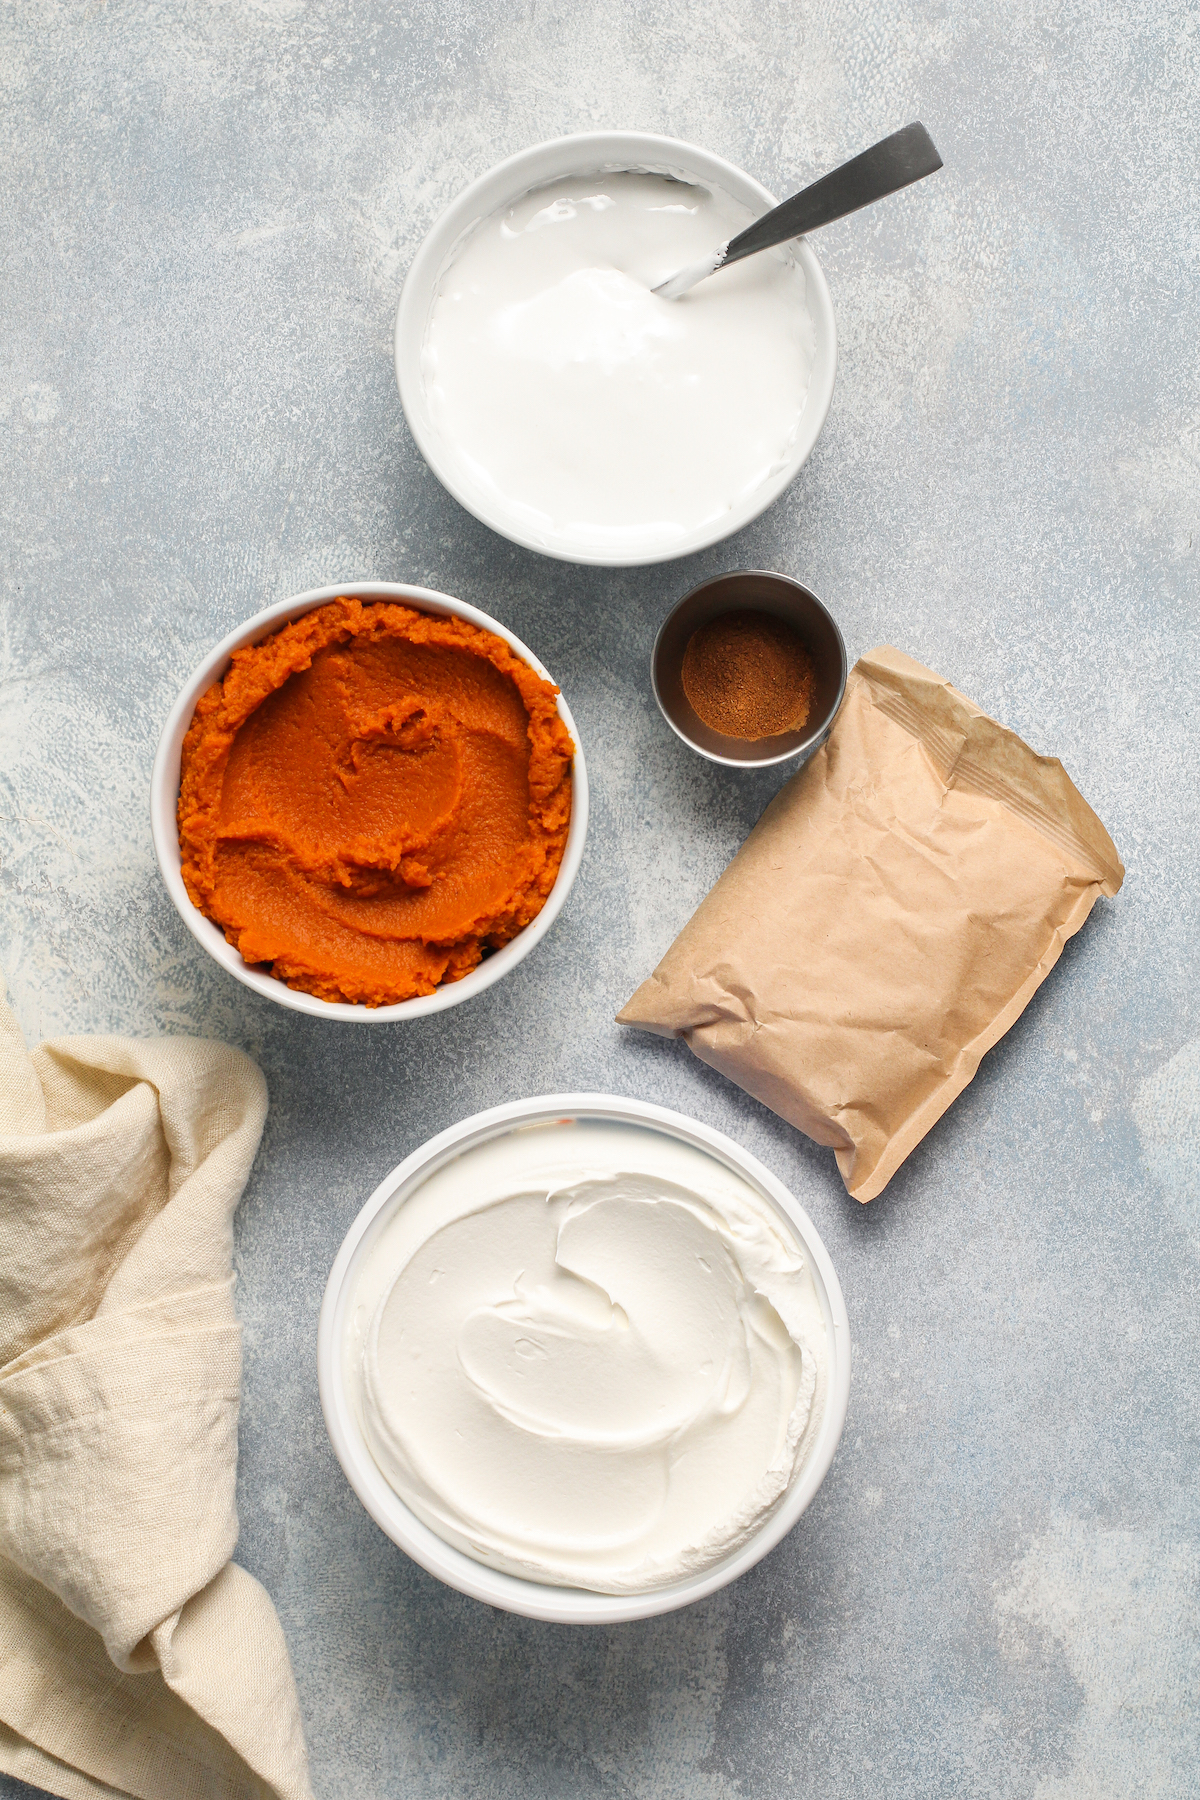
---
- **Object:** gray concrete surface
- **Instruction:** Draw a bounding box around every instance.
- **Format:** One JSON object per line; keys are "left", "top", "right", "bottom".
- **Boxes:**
{"left": 2, "top": 2, "right": 1198, "bottom": 1795}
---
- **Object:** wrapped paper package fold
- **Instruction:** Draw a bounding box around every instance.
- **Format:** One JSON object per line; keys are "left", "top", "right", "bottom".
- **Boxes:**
{"left": 619, "top": 646, "right": 1123, "bottom": 1201}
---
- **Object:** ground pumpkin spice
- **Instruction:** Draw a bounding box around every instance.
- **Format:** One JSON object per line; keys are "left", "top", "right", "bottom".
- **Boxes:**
{"left": 680, "top": 609, "right": 816, "bottom": 740}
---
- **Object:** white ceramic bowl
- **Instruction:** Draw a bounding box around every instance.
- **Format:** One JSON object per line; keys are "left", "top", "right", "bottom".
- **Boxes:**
{"left": 395, "top": 131, "right": 838, "bottom": 568}
{"left": 150, "top": 582, "right": 589, "bottom": 1022}
{"left": 317, "top": 1093, "right": 851, "bottom": 1622}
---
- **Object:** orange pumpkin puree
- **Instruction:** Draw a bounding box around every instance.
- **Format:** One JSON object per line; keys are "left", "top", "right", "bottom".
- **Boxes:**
{"left": 178, "top": 598, "right": 574, "bottom": 1006}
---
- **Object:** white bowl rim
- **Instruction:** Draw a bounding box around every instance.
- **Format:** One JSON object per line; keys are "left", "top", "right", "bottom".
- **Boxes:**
{"left": 317, "top": 1091, "right": 852, "bottom": 1623}
{"left": 395, "top": 130, "right": 838, "bottom": 569}
{"left": 149, "top": 582, "right": 590, "bottom": 1023}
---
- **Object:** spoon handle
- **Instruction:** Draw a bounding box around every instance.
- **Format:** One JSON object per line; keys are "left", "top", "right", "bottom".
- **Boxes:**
{"left": 722, "top": 122, "right": 943, "bottom": 268}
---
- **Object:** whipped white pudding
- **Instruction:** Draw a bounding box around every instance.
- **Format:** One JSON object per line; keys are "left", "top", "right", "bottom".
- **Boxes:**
{"left": 420, "top": 172, "right": 816, "bottom": 560}
{"left": 342, "top": 1116, "right": 829, "bottom": 1593}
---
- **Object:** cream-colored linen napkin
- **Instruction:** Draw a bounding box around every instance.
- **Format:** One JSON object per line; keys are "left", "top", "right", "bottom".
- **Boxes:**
{"left": 0, "top": 984, "right": 313, "bottom": 1800}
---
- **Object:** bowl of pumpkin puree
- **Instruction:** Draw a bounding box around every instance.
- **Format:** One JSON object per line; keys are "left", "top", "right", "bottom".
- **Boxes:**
{"left": 151, "top": 585, "right": 588, "bottom": 1020}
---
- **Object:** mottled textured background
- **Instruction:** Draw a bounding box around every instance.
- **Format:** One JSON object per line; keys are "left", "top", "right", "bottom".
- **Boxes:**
{"left": 2, "top": 1, "right": 1198, "bottom": 1796}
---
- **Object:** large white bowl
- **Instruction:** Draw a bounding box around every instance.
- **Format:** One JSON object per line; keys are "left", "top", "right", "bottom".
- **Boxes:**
{"left": 317, "top": 1093, "right": 851, "bottom": 1622}
{"left": 395, "top": 131, "right": 838, "bottom": 568}
{"left": 150, "top": 583, "right": 589, "bottom": 1023}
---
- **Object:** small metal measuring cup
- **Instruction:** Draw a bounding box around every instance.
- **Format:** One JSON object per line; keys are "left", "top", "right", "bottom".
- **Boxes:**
{"left": 651, "top": 570, "right": 848, "bottom": 769}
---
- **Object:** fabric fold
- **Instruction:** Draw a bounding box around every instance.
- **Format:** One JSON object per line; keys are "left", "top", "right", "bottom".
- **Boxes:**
{"left": 0, "top": 982, "right": 313, "bottom": 1800}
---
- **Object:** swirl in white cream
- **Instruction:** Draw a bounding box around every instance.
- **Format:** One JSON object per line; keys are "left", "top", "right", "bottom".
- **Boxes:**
{"left": 420, "top": 173, "right": 816, "bottom": 559}
{"left": 344, "top": 1119, "right": 828, "bottom": 1592}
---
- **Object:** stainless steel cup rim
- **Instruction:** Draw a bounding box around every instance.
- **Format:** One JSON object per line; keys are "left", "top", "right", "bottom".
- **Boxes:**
{"left": 651, "top": 569, "right": 849, "bottom": 769}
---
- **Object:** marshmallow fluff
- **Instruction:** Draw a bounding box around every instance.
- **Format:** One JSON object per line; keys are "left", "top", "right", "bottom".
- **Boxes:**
{"left": 420, "top": 173, "right": 816, "bottom": 559}
{"left": 342, "top": 1117, "right": 829, "bottom": 1593}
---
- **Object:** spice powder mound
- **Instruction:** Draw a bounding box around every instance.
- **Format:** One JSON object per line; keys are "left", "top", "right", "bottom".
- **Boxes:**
{"left": 680, "top": 609, "right": 815, "bottom": 740}
{"left": 177, "top": 597, "right": 573, "bottom": 1007}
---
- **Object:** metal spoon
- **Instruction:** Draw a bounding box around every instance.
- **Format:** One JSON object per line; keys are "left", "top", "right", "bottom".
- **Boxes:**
{"left": 653, "top": 121, "right": 943, "bottom": 300}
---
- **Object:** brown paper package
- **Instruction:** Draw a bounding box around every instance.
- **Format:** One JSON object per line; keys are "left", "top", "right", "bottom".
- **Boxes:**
{"left": 618, "top": 646, "right": 1124, "bottom": 1202}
